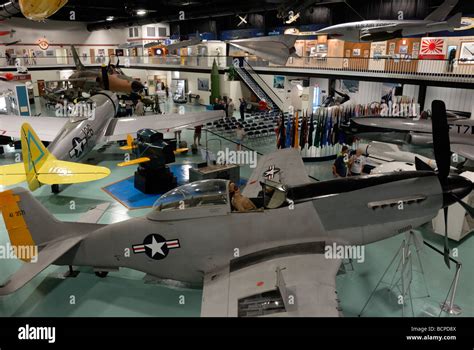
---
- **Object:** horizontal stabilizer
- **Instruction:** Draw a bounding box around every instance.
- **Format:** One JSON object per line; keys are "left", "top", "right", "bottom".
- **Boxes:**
{"left": 37, "top": 160, "right": 110, "bottom": 185}
{"left": 0, "top": 234, "right": 86, "bottom": 295}
{"left": 117, "top": 157, "right": 151, "bottom": 167}
{"left": 0, "top": 163, "right": 26, "bottom": 186}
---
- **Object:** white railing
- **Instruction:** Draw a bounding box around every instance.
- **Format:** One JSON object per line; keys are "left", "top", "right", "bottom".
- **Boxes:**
{"left": 1, "top": 54, "right": 473, "bottom": 84}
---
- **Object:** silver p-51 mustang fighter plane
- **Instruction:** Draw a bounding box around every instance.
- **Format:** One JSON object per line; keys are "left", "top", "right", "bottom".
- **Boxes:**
{"left": 0, "top": 100, "right": 472, "bottom": 316}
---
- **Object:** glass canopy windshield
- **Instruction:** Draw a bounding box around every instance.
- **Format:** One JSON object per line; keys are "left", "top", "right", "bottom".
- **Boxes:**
{"left": 153, "top": 179, "right": 229, "bottom": 212}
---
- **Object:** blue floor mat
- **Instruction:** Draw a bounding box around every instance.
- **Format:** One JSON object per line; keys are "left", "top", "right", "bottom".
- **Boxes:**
{"left": 102, "top": 164, "right": 192, "bottom": 209}
{"left": 103, "top": 163, "right": 248, "bottom": 209}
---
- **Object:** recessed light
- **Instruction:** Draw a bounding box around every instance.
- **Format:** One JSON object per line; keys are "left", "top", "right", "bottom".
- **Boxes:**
{"left": 136, "top": 9, "right": 147, "bottom": 16}
{"left": 106, "top": 16, "right": 114, "bottom": 21}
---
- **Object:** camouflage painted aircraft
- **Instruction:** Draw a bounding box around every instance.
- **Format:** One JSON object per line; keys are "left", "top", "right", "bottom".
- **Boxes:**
{"left": 66, "top": 45, "right": 144, "bottom": 94}
{"left": 0, "top": 101, "right": 472, "bottom": 316}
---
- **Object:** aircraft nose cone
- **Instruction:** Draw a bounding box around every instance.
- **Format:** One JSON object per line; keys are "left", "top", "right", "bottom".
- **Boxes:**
{"left": 131, "top": 80, "right": 145, "bottom": 93}
{"left": 442, "top": 174, "right": 473, "bottom": 208}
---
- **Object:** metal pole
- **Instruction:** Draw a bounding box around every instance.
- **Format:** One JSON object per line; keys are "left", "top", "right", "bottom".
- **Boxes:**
{"left": 440, "top": 263, "right": 462, "bottom": 315}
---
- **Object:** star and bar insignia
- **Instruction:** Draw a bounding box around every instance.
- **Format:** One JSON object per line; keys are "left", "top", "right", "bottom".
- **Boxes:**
{"left": 132, "top": 234, "right": 180, "bottom": 260}
{"left": 263, "top": 165, "right": 281, "bottom": 180}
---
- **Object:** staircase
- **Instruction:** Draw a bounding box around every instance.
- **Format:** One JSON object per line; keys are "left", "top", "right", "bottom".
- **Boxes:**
{"left": 235, "top": 60, "right": 285, "bottom": 112}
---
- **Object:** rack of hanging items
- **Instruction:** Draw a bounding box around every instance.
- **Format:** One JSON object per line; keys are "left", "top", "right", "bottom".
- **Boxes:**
{"left": 276, "top": 104, "right": 364, "bottom": 161}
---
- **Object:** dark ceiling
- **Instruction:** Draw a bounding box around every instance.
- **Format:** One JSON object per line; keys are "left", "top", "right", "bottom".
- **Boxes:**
{"left": 6, "top": 0, "right": 474, "bottom": 33}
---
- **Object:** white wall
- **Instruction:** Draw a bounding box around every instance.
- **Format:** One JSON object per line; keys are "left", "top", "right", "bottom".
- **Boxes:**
{"left": 309, "top": 77, "right": 329, "bottom": 109}
{"left": 402, "top": 84, "right": 420, "bottom": 100}
{"left": 425, "top": 86, "right": 474, "bottom": 115}
{"left": 1, "top": 17, "right": 126, "bottom": 48}
{"left": 259, "top": 74, "right": 291, "bottom": 107}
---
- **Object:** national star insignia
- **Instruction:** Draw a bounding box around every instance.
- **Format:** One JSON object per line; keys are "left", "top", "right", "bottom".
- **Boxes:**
{"left": 263, "top": 165, "right": 281, "bottom": 179}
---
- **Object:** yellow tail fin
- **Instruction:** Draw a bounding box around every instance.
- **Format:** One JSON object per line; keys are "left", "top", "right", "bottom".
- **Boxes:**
{"left": 20, "top": 123, "right": 110, "bottom": 190}
{"left": 21, "top": 123, "right": 52, "bottom": 191}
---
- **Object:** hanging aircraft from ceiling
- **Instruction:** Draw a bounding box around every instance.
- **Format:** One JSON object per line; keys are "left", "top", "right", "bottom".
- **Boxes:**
{"left": 315, "top": 0, "right": 462, "bottom": 42}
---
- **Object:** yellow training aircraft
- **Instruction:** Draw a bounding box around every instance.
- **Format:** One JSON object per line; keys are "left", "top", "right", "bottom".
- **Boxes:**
{"left": 0, "top": 123, "right": 110, "bottom": 191}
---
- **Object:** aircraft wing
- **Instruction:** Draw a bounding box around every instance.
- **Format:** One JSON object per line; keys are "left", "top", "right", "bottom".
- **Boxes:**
{"left": 242, "top": 148, "right": 312, "bottom": 198}
{"left": 102, "top": 110, "right": 225, "bottom": 142}
{"left": 201, "top": 252, "right": 342, "bottom": 317}
{"left": 0, "top": 234, "right": 86, "bottom": 295}
{"left": 351, "top": 117, "right": 431, "bottom": 133}
{"left": 0, "top": 163, "right": 26, "bottom": 186}
{"left": 0, "top": 115, "right": 67, "bottom": 141}
{"left": 451, "top": 144, "right": 474, "bottom": 161}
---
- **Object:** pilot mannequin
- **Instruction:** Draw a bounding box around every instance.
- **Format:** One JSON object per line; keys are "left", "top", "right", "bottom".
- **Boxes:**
{"left": 229, "top": 182, "right": 257, "bottom": 212}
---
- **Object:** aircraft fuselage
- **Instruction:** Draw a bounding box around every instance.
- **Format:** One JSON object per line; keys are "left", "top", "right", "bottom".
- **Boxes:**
{"left": 46, "top": 91, "right": 118, "bottom": 162}
{"left": 57, "top": 171, "right": 456, "bottom": 286}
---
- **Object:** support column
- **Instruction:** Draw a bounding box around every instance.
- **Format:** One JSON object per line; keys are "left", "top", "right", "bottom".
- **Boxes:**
{"left": 418, "top": 84, "right": 427, "bottom": 111}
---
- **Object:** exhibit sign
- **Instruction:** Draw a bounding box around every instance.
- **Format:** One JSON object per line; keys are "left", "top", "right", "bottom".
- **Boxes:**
{"left": 273, "top": 75, "right": 285, "bottom": 89}
{"left": 459, "top": 41, "right": 474, "bottom": 64}
{"left": 37, "top": 38, "right": 49, "bottom": 50}
{"left": 14, "top": 84, "right": 31, "bottom": 116}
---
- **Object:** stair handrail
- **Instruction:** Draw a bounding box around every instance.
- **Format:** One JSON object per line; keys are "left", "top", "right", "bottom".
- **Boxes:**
{"left": 241, "top": 59, "right": 285, "bottom": 111}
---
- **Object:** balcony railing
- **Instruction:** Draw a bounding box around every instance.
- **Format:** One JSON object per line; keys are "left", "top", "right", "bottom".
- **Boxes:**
{"left": 1, "top": 54, "right": 473, "bottom": 84}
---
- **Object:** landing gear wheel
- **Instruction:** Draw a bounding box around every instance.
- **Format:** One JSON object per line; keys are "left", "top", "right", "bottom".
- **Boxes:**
{"left": 51, "top": 184, "right": 60, "bottom": 194}
{"left": 95, "top": 271, "right": 109, "bottom": 278}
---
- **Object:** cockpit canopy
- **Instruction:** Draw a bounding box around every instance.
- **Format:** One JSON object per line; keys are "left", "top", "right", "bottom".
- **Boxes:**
{"left": 153, "top": 179, "right": 229, "bottom": 212}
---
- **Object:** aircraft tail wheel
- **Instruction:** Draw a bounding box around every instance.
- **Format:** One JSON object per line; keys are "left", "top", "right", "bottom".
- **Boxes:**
{"left": 51, "top": 184, "right": 60, "bottom": 194}
{"left": 95, "top": 271, "right": 109, "bottom": 278}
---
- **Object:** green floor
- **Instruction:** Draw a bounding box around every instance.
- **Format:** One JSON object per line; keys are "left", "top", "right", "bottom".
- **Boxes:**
{"left": 0, "top": 99, "right": 472, "bottom": 317}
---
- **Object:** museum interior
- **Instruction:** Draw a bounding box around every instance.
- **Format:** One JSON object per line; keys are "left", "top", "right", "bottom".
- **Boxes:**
{"left": 0, "top": 0, "right": 473, "bottom": 319}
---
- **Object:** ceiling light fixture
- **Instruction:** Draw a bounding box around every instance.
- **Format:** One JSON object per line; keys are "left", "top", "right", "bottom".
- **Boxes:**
{"left": 136, "top": 9, "right": 147, "bottom": 16}
{"left": 106, "top": 16, "right": 114, "bottom": 21}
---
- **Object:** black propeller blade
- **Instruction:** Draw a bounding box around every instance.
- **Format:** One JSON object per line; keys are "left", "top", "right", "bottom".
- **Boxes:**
{"left": 432, "top": 100, "right": 451, "bottom": 185}
{"left": 101, "top": 65, "right": 109, "bottom": 91}
{"left": 431, "top": 100, "right": 452, "bottom": 269}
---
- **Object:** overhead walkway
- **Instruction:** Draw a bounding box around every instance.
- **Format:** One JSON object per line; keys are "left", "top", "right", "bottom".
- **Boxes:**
{"left": 2, "top": 54, "right": 473, "bottom": 88}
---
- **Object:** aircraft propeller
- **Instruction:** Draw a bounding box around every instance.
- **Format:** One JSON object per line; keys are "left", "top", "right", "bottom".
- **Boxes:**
{"left": 100, "top": 64, "right": 109, "bottom": 90}
{"left": 415, "top": 100, "right": 474, "bottom": 268}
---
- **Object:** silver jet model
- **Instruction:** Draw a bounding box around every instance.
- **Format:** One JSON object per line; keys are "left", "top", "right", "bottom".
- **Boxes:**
{"left": 0, "top": 100, "right": 472, "bottom": 316}
{"left": 315, "top": 0, "right": 461, "bottom": 42}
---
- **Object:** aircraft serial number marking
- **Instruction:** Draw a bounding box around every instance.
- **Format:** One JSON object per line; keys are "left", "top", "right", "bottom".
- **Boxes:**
{"left": 448, "top": 124, "right": 474, "bottom": 134}
{"left": 8, "top": 209, "right": 25, "bottom": 218}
